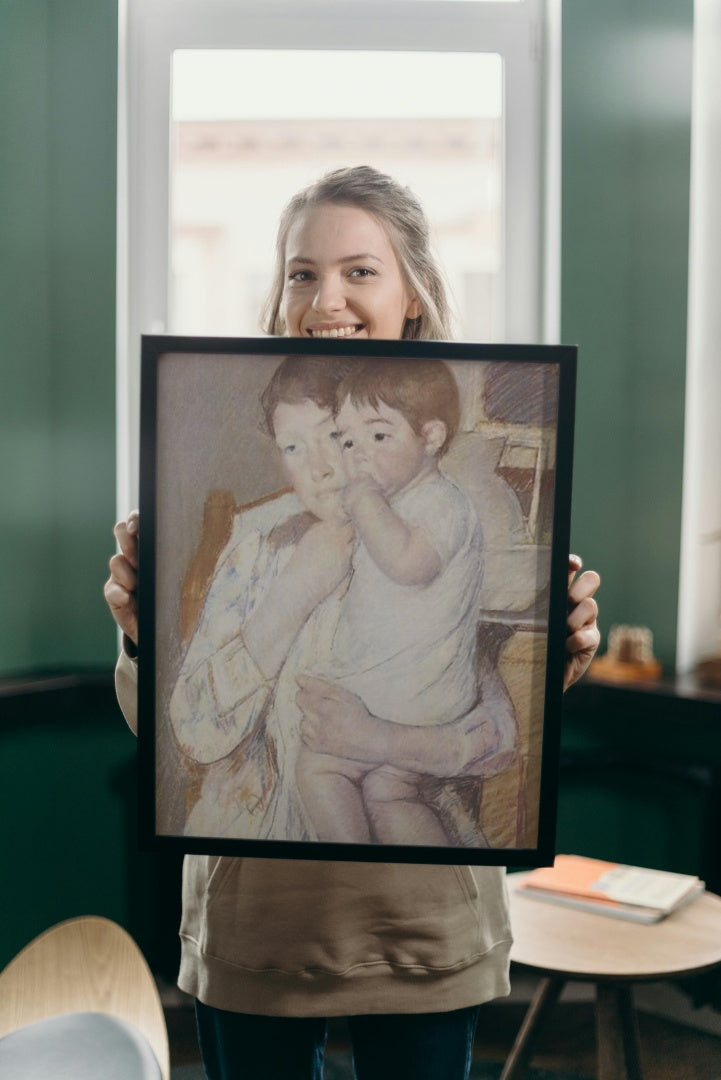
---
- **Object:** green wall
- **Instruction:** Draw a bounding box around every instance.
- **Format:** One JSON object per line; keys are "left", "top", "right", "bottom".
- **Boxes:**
{"left": 558, "top": 685, "right": 721, "bottom": 884}
{"left": 0, "top": 1, "right": 694, "bottom": 678}
{"left": 0, "top": 682, "right": 183, "bottom": 973}
{"left": 0, "top": 0, "right": 130, "bottom": 968}
{"left": 0, "top": 0, "right": 118, "bottom": 676}
{"left": 562, "top": 0, "right": 693, "bottom": 669}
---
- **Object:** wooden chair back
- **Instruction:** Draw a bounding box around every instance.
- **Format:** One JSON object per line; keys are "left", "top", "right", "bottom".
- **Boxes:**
{"left": 0, "top": 916, "right": 170, "bottom": 1080}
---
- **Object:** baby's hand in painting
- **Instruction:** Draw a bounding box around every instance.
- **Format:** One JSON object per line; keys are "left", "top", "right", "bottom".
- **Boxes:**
{"left": 104, "top": 511, "right": 140, "bottom": 646}
{"left": 342, "top": 472, "right": 383, "bottom": 519}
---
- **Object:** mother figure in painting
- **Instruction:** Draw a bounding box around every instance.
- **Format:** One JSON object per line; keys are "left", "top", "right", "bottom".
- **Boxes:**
{"left": 107, "top": 165, "right": 600, "bottom": 1080}
{"left": 167, "top": 351, "right": 513, "bottom": 845}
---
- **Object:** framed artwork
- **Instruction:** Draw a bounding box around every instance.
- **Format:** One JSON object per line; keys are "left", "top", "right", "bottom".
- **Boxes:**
{"left": 138, "top": 335, "right": 576, "bottom": 865}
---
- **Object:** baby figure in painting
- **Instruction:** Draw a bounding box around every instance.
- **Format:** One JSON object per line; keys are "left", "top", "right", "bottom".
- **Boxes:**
{"left": 296, "top": 358, "right": 484, "bottom": 846}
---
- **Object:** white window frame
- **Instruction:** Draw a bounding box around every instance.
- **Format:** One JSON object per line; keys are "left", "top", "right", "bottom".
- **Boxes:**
{"left": 676, "top": 0, "right": 721, "bottom": 674}
{"left": 117, "top": 0, "right": 559, "bottom": 512}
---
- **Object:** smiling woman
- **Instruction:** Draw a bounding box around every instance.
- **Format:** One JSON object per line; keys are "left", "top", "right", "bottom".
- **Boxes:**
{"left": 168, "top": 45, "right": 505, "bottom": 343}
{"left": 263, "top": 167, "right": 449, "bottom": 341}
{"left": 282, "top": 205, "right": 421, "bottom": 340}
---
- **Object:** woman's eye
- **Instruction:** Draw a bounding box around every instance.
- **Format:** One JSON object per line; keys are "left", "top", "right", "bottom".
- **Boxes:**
{"left": 373, "top": 432, "right": 388, "bottom": 442}
{"left": 282, "top": 444, "right": 296, "bottom": 455}
{"left": 288, "top": 270, "right": 312, "bottom": 283}
{"left": 349, "top": 267, "right": 374, "bottom": 279}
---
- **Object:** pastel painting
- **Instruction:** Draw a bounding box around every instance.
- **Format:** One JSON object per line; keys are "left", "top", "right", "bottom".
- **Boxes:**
{"left": 140, "top": 337, "right": 575, "bottom": 865}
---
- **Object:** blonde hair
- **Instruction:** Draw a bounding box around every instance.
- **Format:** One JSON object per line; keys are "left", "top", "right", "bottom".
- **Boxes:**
{"left": 262, "top": 166, "right": 453, "bottom": 341}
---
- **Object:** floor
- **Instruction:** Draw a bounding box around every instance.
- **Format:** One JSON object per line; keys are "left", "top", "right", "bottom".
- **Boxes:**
{"left": 473, "top": 999, "right": 721, "bottom": 1079}
{"left": 164, "top": 977, "right": 721, "bottom": 1079}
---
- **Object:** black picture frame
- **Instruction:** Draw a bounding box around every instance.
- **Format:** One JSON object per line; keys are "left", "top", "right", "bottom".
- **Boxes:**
{"left": 138, "top": 335, "right": 576, "bottom": 866}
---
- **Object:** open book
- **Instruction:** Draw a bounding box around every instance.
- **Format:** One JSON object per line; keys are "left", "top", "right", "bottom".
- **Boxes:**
{"left": 515, "top": 854, "right": 705, "bottom": 923}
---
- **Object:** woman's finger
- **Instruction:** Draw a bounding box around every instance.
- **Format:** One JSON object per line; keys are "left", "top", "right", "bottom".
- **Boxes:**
{"left": 113, "top": 516, "right": 139, "bottom": 568}
{"left": 567, "top": 593, "right": 599, "bottom": 634}
{"left": 108, "top": 552, "right": 137, "bottom": 591}
{"left": 103, "top": 579, "right": 138, "bottom": 642}
{"left": 566, "top": 623, "right": 601, "bottom": 655}
{"left": 296, "top": 673, "right": 332, "bottom": 694}
{"left": 567, "top": 553, "right": 583, "bottom": 588}
{"left": 568, "top": 568, "right": 601, "bottom": 608}
{"left": 295, "top": 674, "right": 347, "bottom": 703}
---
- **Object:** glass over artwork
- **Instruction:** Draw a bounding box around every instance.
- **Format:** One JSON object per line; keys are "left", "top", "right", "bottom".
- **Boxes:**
{"left": 138, "top": 337, "right": 576, "bottom": 866}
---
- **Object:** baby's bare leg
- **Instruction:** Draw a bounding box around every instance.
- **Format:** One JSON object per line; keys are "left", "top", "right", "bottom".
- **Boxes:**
{"left": 296, "top": 747, "right": 371, "bottom": 842}
{"left": 363, "top": 766, "right": 451, "bottom": 846}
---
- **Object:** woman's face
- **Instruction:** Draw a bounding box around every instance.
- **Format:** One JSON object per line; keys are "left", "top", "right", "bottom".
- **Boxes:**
{"left": 281, "top": 204, "right": 421, "bottom": 340}
{"left": 272, "top": 398, "right": 345, "bottom": 521}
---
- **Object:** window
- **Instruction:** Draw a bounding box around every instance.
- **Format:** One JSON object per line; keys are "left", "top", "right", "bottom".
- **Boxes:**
{"left": 118, "top": 0, "right": 557, "bottom": 509}
{"left": 677, "top": 1, "right": 721, "bottom": 674}
{"left": 169, "top": 49, "right": 503, "bottom": 340}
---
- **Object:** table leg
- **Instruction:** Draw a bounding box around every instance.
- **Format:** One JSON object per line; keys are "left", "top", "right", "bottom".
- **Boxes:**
{"left": 596, "top": 982, "right": 643, "bottom": 1080}
{"left": 499, "top": 976, "right": 565, "bottom": 1080}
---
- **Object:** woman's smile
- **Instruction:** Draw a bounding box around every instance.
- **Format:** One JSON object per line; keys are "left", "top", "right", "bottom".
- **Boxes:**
{"left": 281, "top": 204, "right": 420, "bottom": 341}
{"left": 307, "top": 324, "right": 364, "bottom": 339}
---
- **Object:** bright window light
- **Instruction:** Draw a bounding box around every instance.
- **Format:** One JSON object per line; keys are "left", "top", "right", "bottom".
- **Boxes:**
{"left": 170, "top": 50, "right": 503, "bottom": 341}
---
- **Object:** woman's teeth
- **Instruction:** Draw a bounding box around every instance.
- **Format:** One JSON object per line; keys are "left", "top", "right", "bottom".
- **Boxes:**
{"left": 310, "top": 325, "right": 360, "bottom": 338}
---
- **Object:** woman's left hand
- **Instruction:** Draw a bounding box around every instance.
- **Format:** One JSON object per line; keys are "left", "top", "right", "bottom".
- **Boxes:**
{"left": 296, "top": 675, "right": 514, "bottom": 777}
{"left": 565, "top": 554, "right": 601, "bottom": 690}
{"left": 296, "top": 675, "right": 383, "bottom": 762}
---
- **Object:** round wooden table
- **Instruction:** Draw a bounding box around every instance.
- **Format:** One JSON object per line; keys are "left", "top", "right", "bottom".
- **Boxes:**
{"left": 502, "top": 873, "right": 721, "bottom": 1080}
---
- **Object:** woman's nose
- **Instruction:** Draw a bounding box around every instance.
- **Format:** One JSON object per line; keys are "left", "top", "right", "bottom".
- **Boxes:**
{"left": 309, "top": 444, "right": 336, "bottom": 480}
{"left": 312, "top": 274, "right": 345, "bottom": 315}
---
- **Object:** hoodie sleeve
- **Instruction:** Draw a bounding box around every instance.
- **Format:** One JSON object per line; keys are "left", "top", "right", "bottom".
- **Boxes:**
{"left": 115, "top": 645, "right": 139, "bottom": 736}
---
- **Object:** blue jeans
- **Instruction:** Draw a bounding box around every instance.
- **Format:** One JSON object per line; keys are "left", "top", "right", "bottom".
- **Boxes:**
{"left": 195, "top": 1000, "right": 481, "bottom": 1080}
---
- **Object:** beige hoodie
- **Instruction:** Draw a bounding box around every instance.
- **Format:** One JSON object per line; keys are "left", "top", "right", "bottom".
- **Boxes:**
{"left": 116, "top": 650, "right": 512, "bottom": 1016}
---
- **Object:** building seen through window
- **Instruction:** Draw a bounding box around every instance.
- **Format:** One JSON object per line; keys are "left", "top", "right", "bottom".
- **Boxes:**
{"left": 170, "top": 50, "right": 503, "bottom": 341}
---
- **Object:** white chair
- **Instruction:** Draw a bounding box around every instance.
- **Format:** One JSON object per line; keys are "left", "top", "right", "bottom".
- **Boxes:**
{"left": 0, "top": 915, "right": 170, "bottom": 1079}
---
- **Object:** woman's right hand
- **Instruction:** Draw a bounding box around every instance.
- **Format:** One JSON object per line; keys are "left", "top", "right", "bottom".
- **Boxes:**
{"left": 103, "top": 510, "right": 139, "bottom": 646}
